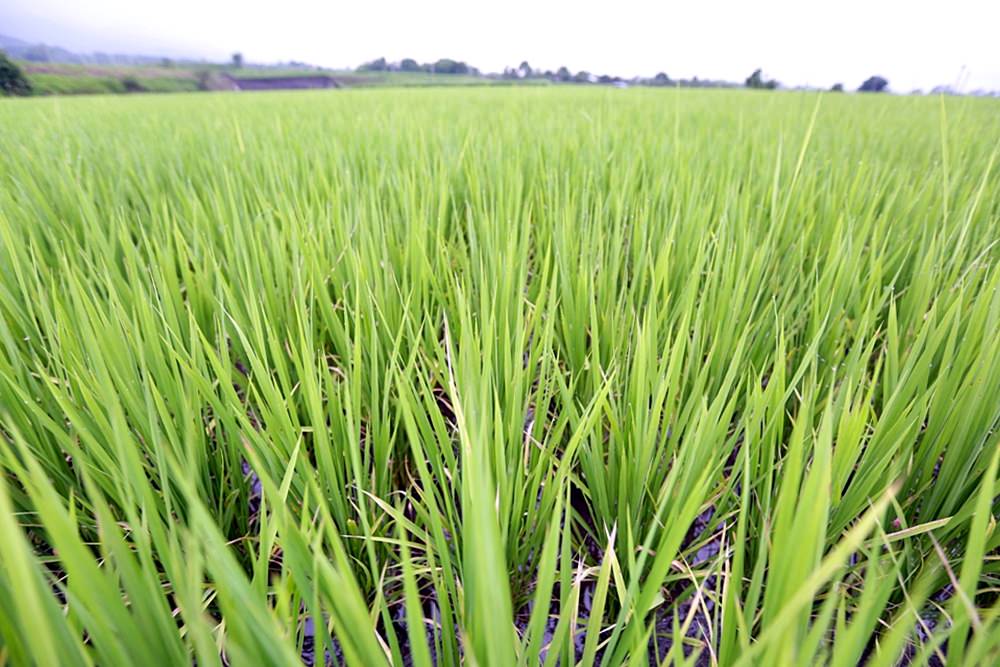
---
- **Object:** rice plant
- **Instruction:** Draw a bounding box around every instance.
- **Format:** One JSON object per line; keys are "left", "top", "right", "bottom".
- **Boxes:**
{"left": 0, "top": 87, "right": 998, "bottom": 665}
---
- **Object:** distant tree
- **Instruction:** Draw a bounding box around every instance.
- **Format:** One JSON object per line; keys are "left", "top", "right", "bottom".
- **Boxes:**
{"left": 830, "top": 82, "right": 844, "bottom": 92}
{"left": 858, "top": 75, "right": 888, "bottom": 92}
{"left": 160, "top": 57, "right": 174, "bottom": 68}
{"left": 745, "top": 68, "right": 778, "bottom": 89}
{"left": 573, "top": 70, "right": 592, "bottom": 83}
{"left": 432, "top": 59, "right": 468, "bottom": 74}
{"left": 0, "top": 52, "right": 32, "bottom": 96}
{"left": 400, "top": 58, "right": 420, "bottom": 72}
{"left": 553, "top": 66, "right": 570, "bottom": 82}
{"left": 653, "top": 72, "right": 671, "bottom": 86}
{"left": 518, "top": 61, "right": 532, "bottom": 78}
{"left": 231, "top": 52, "right": 243, "bottom": 68}
{"left": 358, "top": 57, "right": 388, "bottom": 71}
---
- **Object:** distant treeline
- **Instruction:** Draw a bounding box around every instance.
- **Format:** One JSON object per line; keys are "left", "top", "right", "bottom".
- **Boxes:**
{"left": 357, "top": 58, "right": 906, "bottom": 93}
{"left": 358, "top": 57, "right": 740, "bottom": 88}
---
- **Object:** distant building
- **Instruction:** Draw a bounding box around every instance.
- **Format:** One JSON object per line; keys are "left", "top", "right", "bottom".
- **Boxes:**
{"left": 223, "top": 75, "right": 340, "bottom": 91}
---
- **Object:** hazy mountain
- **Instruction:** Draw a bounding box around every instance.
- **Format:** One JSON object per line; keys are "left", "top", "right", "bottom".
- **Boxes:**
{"left": 0, "top": 33, "right": 184, "bottom": 66}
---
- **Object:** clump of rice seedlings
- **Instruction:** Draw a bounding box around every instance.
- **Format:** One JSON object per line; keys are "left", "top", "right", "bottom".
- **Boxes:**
{"left": 0, "top": 88, "right": 998, "bottom": 665}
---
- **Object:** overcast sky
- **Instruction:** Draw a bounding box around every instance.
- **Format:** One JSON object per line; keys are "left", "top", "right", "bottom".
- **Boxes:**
{"left": 2, "top": 0, "right": 998, "bottom": 91}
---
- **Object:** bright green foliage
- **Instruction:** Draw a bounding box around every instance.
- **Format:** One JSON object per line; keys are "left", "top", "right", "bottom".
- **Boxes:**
{"left": 0, "top": 88, "right": 998, "bottom": 665}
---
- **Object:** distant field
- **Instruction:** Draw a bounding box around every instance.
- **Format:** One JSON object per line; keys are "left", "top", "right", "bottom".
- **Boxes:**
{"left": 17, "top": 60, "right": 548, "bottom": 95}
{"left": 20, "top": 61, "right": 203, "bottom": 95}
{"left": 0, "top": 88, "right": 998, "bottom": 666}
{"left": 19, "top": 61, "right": 200, "bottom": 79}
{"left": 224, "top": 67, "right": 337, "bottom": 80}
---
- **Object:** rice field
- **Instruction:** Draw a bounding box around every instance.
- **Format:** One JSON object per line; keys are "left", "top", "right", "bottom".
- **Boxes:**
{"left": 0, "top": 87, "right": 998, "bottom": 666}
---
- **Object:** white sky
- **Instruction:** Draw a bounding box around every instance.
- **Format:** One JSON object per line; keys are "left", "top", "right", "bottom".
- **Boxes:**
{"left": 2, "top": 0, "right": 999, "bottom": 91}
